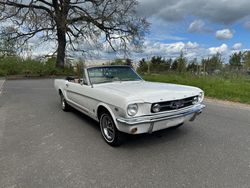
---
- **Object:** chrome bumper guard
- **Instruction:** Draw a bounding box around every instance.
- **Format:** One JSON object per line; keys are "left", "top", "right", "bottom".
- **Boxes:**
{"left": 116, "top": 104, "right": 205, "bottom": 125}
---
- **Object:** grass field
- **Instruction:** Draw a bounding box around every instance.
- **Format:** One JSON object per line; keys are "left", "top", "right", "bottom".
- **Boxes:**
{"left": 143, "top": 73, "right": 250, "bottom": 104}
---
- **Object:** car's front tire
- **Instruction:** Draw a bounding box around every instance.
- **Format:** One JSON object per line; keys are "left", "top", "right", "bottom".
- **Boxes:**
{"left": 60, "top": 94, "right": 70, "bottom": 111}
{"left": 99, "top": 112, "right": 123, "bottom": 147}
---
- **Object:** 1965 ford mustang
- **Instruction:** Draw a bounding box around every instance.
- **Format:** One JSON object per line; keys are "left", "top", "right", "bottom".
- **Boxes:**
{"left": 54, "top": 65, "right": 205, "bottom": 146}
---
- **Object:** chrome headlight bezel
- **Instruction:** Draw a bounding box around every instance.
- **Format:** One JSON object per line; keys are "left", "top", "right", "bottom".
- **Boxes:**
{"left": 198, "top": 92, "right": 204, "bottom": 102}
{"left": 127, "top": 103, "right": 138, "bottom": 116}
{"left": 152, "top": 103, "right": 161, "bottom": 113}
{"left": 192, "top": 96, "right": 199, "bottom": 104}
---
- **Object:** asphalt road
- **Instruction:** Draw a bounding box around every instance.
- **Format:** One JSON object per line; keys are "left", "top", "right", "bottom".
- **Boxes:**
{"left": 0, "top": 79, "right": 250, "bottom": 188}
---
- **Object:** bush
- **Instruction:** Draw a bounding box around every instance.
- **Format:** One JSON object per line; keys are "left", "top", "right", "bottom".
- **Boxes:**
{"left": 22, "top": 59, "right": 45, "bottom": 76}
{"left": 0, "top": 56, "right": 75, "bottom": 77}
{"left": 0, "top": 56, "right": 22, "bottom": 75}
{"left": 0, "top": 69, "right": 7, "bottom": 77}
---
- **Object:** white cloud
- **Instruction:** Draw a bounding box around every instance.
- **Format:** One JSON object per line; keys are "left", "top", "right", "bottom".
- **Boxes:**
{"left": 188, "top": 19, "right": 205, "bottom": 33}
{"left": 209, "top": 44, "right": 228, "bottom": 55}
{"left": 232, "top": 43, "right": 242, "bottom": 50}
{"left": 140, "top": 40, "right": 204, "bottom": 60}
{"left": 186, "top": 41, "right": 199, "bottom": 49}
{"left": 144, "top": 41, "right": 190, "bottom": 54}
{"left": 215, "top": 29, "right": 233, "bottom": 40}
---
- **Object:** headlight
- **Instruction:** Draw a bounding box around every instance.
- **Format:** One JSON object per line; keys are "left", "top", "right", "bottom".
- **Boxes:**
{"left": 198, "top": 92, "right": 204, "bottom": 102}
{"left": 152, "top": 103, "right": 160, "bottom": 113}
{"left": 127, "top": 104, "right": 138, "bottom": 116}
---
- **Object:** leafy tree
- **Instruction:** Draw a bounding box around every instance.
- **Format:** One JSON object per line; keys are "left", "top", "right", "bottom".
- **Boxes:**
{"left": 171, "top": 59, "right": 178, "bottom": 71}
{"left": 137, "top": 58, "right": 148, "bottom": 73}
{"left": 151, "top": 56, "right": 163, "bottom": 65}
{"left": 243, "top": 51, "right": 250, "bottom": 71}
{"left": 125, "top": 58, "right": 133, "bottom": 66}
{"left": 165, "top": 58, "right": 172, "bottom": 71}
{"left": 0, "top": 0, "right": 148, "bottom": 68}
{"left": 202, "top": 53, "right": 223, "bottom": 74}
{"left": 175, "top": 52, "right": 187, "bottom": 73}
{"left": 187, "top": 58, "right": 198, "bottom": 73}
{"left": 149, "top": 56, "right": 171, "bottom": 72}
{"left": 229, "top": 52, "right": 243, "bottom": 71}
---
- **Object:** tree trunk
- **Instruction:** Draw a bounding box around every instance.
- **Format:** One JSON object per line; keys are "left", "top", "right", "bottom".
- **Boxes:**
{"left": 56, "top": 27, "right": 66, "bottom": 68}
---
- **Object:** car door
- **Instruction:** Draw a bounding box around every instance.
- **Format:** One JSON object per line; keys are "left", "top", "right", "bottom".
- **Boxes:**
{"left": 65, "top": 69, "right": 96, "bottom": 116}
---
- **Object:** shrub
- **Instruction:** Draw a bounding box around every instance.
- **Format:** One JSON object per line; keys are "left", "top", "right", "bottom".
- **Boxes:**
{"left": 0, "top": 56, "right": 75, "bottom": 76}
{"left": 0, "top": 56, "right": 22, "bottom": 75}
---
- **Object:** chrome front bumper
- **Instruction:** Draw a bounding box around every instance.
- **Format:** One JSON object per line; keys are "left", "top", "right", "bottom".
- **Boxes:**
{"left": 117, "top": 104, "right": 205, "bottom": 125}
{"left": 116, "top": 104, "right": 205, "bottom": 134}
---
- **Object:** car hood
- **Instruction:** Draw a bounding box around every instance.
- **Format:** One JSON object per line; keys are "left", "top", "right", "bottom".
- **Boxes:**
{"left": 94, "top": 81, "right": 202, "bottom": 103}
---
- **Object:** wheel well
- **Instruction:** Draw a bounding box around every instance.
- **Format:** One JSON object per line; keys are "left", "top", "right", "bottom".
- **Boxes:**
{"left": 97, "top": 105, "right": 110, "bottom": 120}
{"left": 59, "top": 89, "right": 62, "bottom": 95}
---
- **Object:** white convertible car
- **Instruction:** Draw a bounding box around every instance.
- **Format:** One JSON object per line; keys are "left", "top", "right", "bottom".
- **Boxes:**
{"left": 54, "top": 65, "right": 205, "bottom": 146}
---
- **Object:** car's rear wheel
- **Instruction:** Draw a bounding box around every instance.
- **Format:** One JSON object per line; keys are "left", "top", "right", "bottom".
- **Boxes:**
{"left": 99, "top": 112, "right": 123, "bottom": 146}
{"left": 60, "top": 94, "right": 70, "bottom": 111}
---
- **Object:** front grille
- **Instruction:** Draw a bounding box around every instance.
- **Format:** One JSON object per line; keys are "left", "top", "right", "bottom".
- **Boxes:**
{"left": 151, "top": 96, "right": 197, "bottom": 113}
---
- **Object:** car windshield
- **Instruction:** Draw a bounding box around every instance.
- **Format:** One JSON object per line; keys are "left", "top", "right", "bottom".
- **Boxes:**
{"left": 87, "top": 66, "right": 142, "bottom": 84}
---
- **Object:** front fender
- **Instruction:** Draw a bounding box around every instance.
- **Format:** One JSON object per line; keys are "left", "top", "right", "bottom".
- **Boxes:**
{"left": 96, "top": 102, "right": 118, "bottom": 126}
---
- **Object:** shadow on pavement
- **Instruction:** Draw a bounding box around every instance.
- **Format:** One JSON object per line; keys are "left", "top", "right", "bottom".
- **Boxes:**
{"left": 69, "top": 106, "right": 190, "bottom": 148}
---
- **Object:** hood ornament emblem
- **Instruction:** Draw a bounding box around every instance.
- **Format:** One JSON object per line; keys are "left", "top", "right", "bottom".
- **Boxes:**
{"left": 170, "top": 100, "right": 184, "bottom": 109}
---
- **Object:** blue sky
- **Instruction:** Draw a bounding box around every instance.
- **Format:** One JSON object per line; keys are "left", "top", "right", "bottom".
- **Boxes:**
{"left": 131, "top": 0, "right": 250, "bottom": 62}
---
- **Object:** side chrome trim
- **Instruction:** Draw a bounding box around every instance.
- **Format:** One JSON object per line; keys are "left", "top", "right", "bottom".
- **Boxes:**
{"left": 117, "top": 104, "right": 205, "bottom": 125}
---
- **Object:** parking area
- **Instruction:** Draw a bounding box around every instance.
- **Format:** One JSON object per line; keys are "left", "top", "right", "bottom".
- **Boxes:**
{"left": 0, "top": 79, "right": 250, "bottom": 188}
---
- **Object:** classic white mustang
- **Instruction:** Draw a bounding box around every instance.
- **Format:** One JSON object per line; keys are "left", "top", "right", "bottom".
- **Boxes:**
{"left": 54, "top": 65, "right": 205, "bottom": 146}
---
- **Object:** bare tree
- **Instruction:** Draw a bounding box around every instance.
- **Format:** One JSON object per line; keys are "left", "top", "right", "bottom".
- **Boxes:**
{"left": 0, "top": 0, "right": 148, "bottom": 68}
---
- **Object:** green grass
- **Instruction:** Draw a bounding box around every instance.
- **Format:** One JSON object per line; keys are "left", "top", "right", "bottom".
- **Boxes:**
{"left": 143, "top": 73, "right": 250, "bottom": 104}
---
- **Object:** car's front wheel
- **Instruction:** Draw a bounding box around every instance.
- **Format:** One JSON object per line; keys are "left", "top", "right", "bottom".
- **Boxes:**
{"left": 99, "top": 112, "right": 123, "bottom": 147}
{"left": 60, "top": 94, "right": 70, "bottom": 111}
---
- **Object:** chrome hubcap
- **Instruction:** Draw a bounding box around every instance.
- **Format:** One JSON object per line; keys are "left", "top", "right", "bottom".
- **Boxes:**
{"left": 61, "top": 97, "right": 65, "bottom": 109}
{"left": 101, "top": 115, "right": 115, "bottom": 141}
